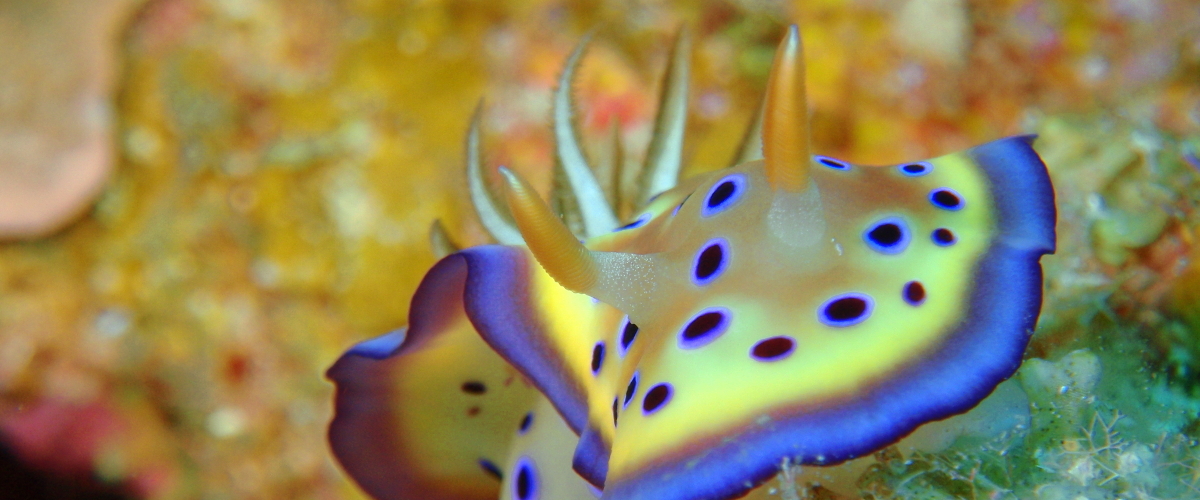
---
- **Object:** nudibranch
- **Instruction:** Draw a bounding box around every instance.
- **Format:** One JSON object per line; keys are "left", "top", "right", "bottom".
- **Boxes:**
{"left": 327, "top": 23, "right": 1055, "bottom": 500}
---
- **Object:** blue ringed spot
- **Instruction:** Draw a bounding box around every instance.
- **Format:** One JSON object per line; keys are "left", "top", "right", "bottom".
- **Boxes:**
{"left": 590, "top": 341, "right": 605, "bottom": 375}
{"left": 678, "top": 307, "right": 732, "bottom": 349}
{"left": 903, "top": 281, "right": 926, "bottom": 306}
{"left": 513, "top": 457, "right": 539, "bottom": 500}
{"left": 930, "top": 188, "right": 964, "bottom": 210}
{"left": 479, "top": 459, "right": 503, "bottom": 480}
{"left": 932, "top": 228, "right": 957, "bottom": 246}
{"left": 518, "top": 412, "right": 533, "bottom": 435}
{"left": 614, "top": 213, "right": 650, "bottom": 232}
{"left": 641, "top": 383, "right": 673, "bottom": 416}
{"left": 862, "top": 217, "right": 911, "bottom": 255}
{"left": 899, "top": 162, "right": 932, "bottom": 176}
{"left": 815, "top": 155, "right": 850, "bottom": 170}
{"left": 818, "top": 293, "right": 875, "bottom": 327}
{"left": 623, "top": 372, "right": 639, "bottom": 409}
{"left": 617, "top": 318, "right": 638, "bottom": 357}
{"left": 750, "top": 336, "right": 796, "bottom": 362}
{"left": 700, "top": 174, "right": 746, "bottom": 217}
{"left": 692, "top": 238, "right": 730, "bottom": 285}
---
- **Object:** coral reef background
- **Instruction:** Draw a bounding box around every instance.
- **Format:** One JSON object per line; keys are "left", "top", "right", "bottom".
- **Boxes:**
{"left": 0, "top": 0, "right": 1196, "bottom": 499}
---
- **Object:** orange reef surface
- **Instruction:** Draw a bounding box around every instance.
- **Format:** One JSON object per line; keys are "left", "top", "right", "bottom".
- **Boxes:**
{"left": 0, "top": 0, "right": 1197, "bottom": 499}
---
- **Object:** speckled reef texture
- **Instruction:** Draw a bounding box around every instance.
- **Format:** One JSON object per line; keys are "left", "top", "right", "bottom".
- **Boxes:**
{"left": 0, "top": 0, "right": 1198, "bottom": 499}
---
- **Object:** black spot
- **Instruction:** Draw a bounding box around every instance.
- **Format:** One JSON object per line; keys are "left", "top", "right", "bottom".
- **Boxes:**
{"left": 642, "top": 384, "right": 672, "bottom": 414}
{"left": 904, "top": 281, "right": 926, "bottom": 305}
{"left": 931, "top": 189, "right": 962, "bottom": 209}
{"left": 682, "top": 311, "right": 725, "bottom": 342}
{"left": 819, "top": 158, "right": 848, "bottom": 170}
{"left": 863, "top": 218, "right": 911, "bottom": 254}
{"left": 824, "top": 297, "right": 868, "bottom": 322}
{"left": 519, "top": 412, "right": 533, "bottom": 434}
{"left": 902, "top": 163, "right": 927, "bottom": 174}
{"left": 867, "top": 223, "right": 903, "bottom": 247}
{"left": 612, "top": 397, "right": 619, "bottom": 426}
{"left": 515, "top": 461, "right": 535, "bottom": 500}
{"left": 590, "top": 342, "right": 605, "bottom": 375}
{"left": 620, "top": 321, "right": 639, "bottom": 351}
{"left": 623, "top": 375, "right": 638, "bottom": 407}
{"left": 707, "top": 181, "right": 736, "bottom": 208}
{"left": 694, "top": 243, "right": 725, "bottom": 282}
{"left": 461, "top": 381, "right": 487, "bottom": 395}
{"left": 751, "top": 337, "right": 795, "bottom": 361}
{"left": 933, "top": 228, "right": 956, "bottom": 245}
{"left": 467, "top": 406, "right": 481, "bottom": 417}
{"left": 479, "top": 459, "right": 503, "bottom": 481}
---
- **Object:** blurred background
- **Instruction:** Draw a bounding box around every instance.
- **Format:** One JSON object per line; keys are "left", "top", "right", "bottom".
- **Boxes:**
{"left": 0, "top": 0, "right": 1197, "bottom": 499}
